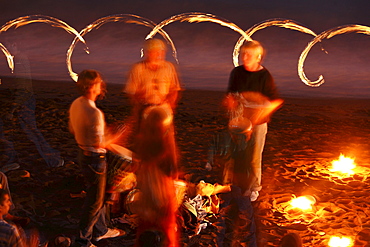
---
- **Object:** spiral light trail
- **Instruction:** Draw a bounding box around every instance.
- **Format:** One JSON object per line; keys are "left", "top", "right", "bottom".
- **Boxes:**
{"left": 66, "top": 14, "right": 177, "bottom": 82}
{"left": 232, "top": 19, "right": 318, "bottom": 66}
{"left": 298, "top": 24, "right": 370, "bottom": 87}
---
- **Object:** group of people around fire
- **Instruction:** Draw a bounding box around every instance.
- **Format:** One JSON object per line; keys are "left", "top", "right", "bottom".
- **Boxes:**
{"left": 0, "top": 38, "right": 304, "bottom": 247}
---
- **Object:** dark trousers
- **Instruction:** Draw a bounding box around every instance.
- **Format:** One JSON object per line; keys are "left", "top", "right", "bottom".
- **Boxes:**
{"left": 215, "top": 185, "right": 257, "bottom": 247}
{"left": 76, "top": 149, "right": 108, "bottom": 247}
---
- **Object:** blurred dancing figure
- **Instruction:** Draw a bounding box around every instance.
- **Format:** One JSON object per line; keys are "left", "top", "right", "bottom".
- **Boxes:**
{"left": 0, "top": 41, "right": 63, "bottom": 170}
{"left": 226, "top": 40, "right": 281, "bottom": 201}
{"left": 207, "top": 117, "right": 257, "bottom": 247}
{"left": 134, "top": 105, "right": 179, "bottom": 247}
{"left": 69, "top": 70, "right": 125, "bottom": 247}
{"left": 124, "top": 38, "right": 182, "bottom": 140}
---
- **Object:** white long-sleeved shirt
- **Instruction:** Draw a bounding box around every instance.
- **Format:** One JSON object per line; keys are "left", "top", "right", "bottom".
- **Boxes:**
{"left": 69, "top": 96, "right": 106, "bottom": 153}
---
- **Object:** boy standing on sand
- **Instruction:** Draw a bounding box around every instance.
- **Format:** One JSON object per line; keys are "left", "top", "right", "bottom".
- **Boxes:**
{"left": 69, "top": 70, "right": 125, "bottom": 247}
{"left": 226, "top": 40, "right": 280, "bottom": 201}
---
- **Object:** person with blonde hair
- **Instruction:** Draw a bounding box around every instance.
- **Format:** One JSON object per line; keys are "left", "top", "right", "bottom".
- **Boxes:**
{"left": 226, "top": 40, "right": 281, "bottom": 202}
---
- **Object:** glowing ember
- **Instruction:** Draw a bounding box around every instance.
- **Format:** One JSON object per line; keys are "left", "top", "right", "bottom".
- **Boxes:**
{"left": 290, "top": 195, "right": 316, "bottom": 210}
{"left": 330, "top": 154, "right": 356, "bottom": 175}
{"left": 328, "top": 236, "right": 353, "bottom": 247}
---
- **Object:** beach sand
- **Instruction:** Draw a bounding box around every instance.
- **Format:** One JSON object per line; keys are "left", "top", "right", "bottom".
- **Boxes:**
{"left": 1, "top": 78, "right": 370, "bottom": 246}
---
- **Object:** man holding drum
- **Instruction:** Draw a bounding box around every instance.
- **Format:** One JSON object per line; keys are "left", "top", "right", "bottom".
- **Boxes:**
{"left": 69, "top": 70, "right": 125, "bottom": 247}
{"left": 124, "top": 38, "right": 182, "bottom": 140}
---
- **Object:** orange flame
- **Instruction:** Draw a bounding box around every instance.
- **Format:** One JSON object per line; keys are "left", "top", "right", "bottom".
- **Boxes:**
{"left": 328, "top": 236, "right": 353, "bottom": 247}
{"left": 330, "top": 154, "right": 356, "bottom": 175}
{"left": 290, "top": 195, "right": 316, "bottom": 210}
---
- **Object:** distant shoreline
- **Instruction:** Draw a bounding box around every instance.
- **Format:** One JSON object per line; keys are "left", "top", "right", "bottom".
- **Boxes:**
{"left": 1, "top": 75, "right": 370, "bottom": 100}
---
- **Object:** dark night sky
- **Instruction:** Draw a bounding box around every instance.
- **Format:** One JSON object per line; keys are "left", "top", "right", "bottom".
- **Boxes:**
{"left": 1, "top": 0, "right": 370, "bottom": 98}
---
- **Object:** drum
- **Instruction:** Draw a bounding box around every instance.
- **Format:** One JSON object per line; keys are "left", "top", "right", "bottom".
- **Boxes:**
{"left": 106, "top": 144, "right": 136, "bottom": 193}
{"left": 142, "top": 103, "right": 173, "bottom": 127}
{"left": 109, "top": 188, "right": 142, "bottom": 215}
{"left": 124, "top": 189, "right": 142, "bottom": 215}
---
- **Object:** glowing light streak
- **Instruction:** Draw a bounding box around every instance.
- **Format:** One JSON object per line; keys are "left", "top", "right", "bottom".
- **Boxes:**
{"left": 0, "top": 15, "right": 86, "bottom": 73}
{"left": 0, "top": 15, "right": 85, "bottom": 43}
{"left": 0, "top": 43, "right": 14, "bottom": 72}
{"left": 298, "top": 24, "right": 370, "bottom": 87}
{"left": 328, "top": 236, "right": 353, "bottom": 247}
{"left": 66, "top": 14, "right": 177, "bottom": 82}
{"left": 233, "top": 19, "right": 318, "bottom": 66}
{"left": 146, "top": 12, "right": 251, "bottom": 60}
{"left": 330, "top": 154, "right": 356, "bottom": 175}
{"left": 290, "top": 195, "right": 316, "bottom": 210}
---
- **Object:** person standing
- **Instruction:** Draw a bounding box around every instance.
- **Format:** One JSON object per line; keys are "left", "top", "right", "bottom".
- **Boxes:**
{"left": 226, "top": 40, "right": 280, "bottom": 201}
{"left": 124, "top": 38, "right": 182, "bottom": 141}
{"left": 69, "top": 70, "right": 125, "bottom": 247}
{"left": 0, "top": 41, "right": 64, "bottom": 171}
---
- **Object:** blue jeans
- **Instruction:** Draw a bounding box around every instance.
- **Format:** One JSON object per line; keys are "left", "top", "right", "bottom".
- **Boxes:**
{"left": 215, "top": 186, "right": 257, "bottom": 247}
{"left": 76, "top": 149, "right": 108, "bottom": 247}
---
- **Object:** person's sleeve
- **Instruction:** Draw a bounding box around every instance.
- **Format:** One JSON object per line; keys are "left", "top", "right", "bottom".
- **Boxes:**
{"left": 10, "top": 226, "right": 25, "bottom": 247}
{"left": 227, "top": 68, "right": 237, "bottom": 93}
{"left": 124, "top": 65, "right": 138, "bottom": 95}
{"left": 170, "top": 63, "right": 182, "bottom": 91}
{"left": 263, "top": 71, "right": 279, "bottom": 100}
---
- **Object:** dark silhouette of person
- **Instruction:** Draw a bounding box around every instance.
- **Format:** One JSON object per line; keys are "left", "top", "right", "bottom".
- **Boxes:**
{"left": 0, "top": 41, "right": 63, "bottom": 170}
